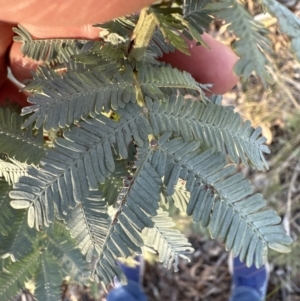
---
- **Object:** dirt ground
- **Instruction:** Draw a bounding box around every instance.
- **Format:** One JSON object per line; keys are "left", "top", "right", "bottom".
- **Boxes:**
{"left": 142, "top": 235, "right": 300, "bottom": 301}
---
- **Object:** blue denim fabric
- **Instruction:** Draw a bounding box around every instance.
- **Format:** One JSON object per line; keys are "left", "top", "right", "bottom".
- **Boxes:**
{"left": 107, "top": 282, "right": 262, "bottom": 301}
{"left": 108, "top": 256, "right": 267, "bottom": 301}
{"left": 107, "top": 281, "right": 148, "bottom": 301}
{"left": 107, "top": 278, "right": 264, "bottom": 301}
{"left": 229, "top": 257, "right": 268, "bottom": 301}
{"left": 230, "top": 286, "right": 264, "bottom": 301}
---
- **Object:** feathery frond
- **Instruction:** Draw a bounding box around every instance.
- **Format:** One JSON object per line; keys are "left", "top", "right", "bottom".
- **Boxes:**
{"left": 261, "top": 0, "right": 300, "bottom": 61}
{"left": 147, "top": 29, "right": 175, "bottom": 58}
{"left": 34, "top": 252, "right": 62, "bottom": 301}
{"left": 43, "top": 222, "right": 88, "bottom": 281}
{"left": 0, "top": 108, "right": 45, "bottom": 165}
{"left": 13, "top": 24, "right": 89, "bottom": 64}
{"left": 64, "top": 192, "right": 110, "bottom": 262}
{"left": 149, "top": 0, "right": 214, "bottom": 54}
{"left": 146, "top": 95, "right": 270, "bottom": 170}
{"left": 10, "top": 107, "right": 151, "bottom": 229}
{"left": 143, "top": 208, "right": 194, "bottom": 271}
{"left": 207, "top": 0, "right": 273, "bottom": 84}
{"left": 1, "top": 220, "right": 87, "bottom": 301}
{"left": 21, "top": 66, "right": 137, "bottom": 129}
{"left": 139, "top": 64, "right": 207, "bottom": 101}
{"left": 4, "top": 2, "right": 296, "bottom": 294}
{"left": 208, "top": 196, "right": 293, "bottom": 267}
{"left": 150, "top": 5, "right": 189, "bottom": 54}
{"left": 0, "top": 180, "right": 36, "bottom": 261}
{"left": 0, "top": 158, "right": 28, "bottom": 185}
{"left": 94, "top": 16, "right": 175, "bottom": 60}
{"left": 0, "top": 250, "right": 40, "bottom": 301}
{"left": 73, "top": 41, "right": 126, "bottom": 68}
{"left": 0, "top": 180, "right": 13, "bottom": 236}
{"left": 22, "top": 61, "right": 205, "bottom": 130}
{"left": 94, "top": 151, "right": 162, "bottom": 286}
{"left": 94, "top": 16, "right": 137, "bottom": 44}
{"left": 100, "top": 159, "right": 132, "bottom": 206}
{"left": 183, "top": 0, "right": 214, "bottom": 43}
{"left": 161, "top": 180, "right": 190, "bottom": 212}
{"left": 154, "top": 134, "right": 292, "bottom": 267}
{"left": 0, "top": 208, "right": 37, "bottom": 262}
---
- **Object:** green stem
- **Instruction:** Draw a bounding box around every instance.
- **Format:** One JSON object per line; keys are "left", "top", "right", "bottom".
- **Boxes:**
{"left": 129, "top": 8, "right": 157, "bottom": 61}
{"left": 130, "top": 7, "right": 158, "bottom": 143}
{"left": 133, "top": 70, "right": 145, "bottom": 107}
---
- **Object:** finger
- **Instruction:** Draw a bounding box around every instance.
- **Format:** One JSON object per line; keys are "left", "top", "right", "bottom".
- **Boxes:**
{"left": 3, "top": 0, "right": 155, "bottom": 82}
{"left": 10, "top": 32, "right": 239, "bottom": 94}
{"left": 9, "top": 24, "right": 101, "bottom": 83}
{"left": 0, "top": 0, "right": 155, "bottom": 26}
{"left": 162, "top": 33, "right": 239, "bottom": 94}
{"left": 9, "top": 42, "right": 38, "bottom": 83}
{"left": 0, "top": 22, "right": 15, "bottom": 87}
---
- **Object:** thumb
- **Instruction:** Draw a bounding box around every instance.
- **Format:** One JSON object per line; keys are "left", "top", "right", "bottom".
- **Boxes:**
{"left": 0, "top": 22, "right": 15, "bottom": 88}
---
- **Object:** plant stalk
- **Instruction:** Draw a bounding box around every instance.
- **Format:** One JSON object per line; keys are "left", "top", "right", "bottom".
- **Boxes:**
{"left": 129, "top": 8, "right": 157, "bottom": 61}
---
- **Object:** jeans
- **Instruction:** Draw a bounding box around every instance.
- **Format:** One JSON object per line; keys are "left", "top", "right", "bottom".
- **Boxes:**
{"left": 107, "top": 281, "right": 263, "bottom": 301}
{"left": 107, "top": 281, "right": 148, "bottom": 301}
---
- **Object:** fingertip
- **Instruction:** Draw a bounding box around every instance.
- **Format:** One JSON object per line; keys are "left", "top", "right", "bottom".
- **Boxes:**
{"left": 9, "top": 42, "right": 38, "bottom": 83}
{"left": 0, "top": 22, "right": 15, "bottom": 88}
{"left": 8, "top": 24, "right": 101, "bottom": 83}
{"left": 162, "top": 33, "right": 239, "bottom": 95}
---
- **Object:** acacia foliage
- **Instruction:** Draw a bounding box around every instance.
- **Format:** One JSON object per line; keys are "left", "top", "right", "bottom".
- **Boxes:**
{"left": 1, "top": 0, "right": 298, "bottom": 299}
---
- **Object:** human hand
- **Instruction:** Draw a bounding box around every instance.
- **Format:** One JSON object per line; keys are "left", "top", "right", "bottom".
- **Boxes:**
{"left": 0, "top": 0, "right": 239, "bottom": 107}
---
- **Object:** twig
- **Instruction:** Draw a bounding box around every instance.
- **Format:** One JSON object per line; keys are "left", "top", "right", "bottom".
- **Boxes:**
{"left": 284, "top": 161, "right": 300, "bottom": 236}
{"left": 129, "top": 8, "right": 156, "bottom": 61}
{"left": 283, "top": 161, "right": 300, "bottom": 301}
{"left": 268, "top": 68, "right": 300, "bottom": 111}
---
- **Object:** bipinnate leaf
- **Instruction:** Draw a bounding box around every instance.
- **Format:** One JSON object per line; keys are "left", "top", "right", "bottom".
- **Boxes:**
{"left": 9, "top": 107, "right": 151, "bottom": 229}
{"left": 0, "top": 108, "right": 45, "bottom": 165}
{"left": 0, "top": 158, "right": 28, "bottom": 185}
{"left": 143, "top": 208, "right": 194, "bottom": 272}
{"left": 94, "top": 151, "right": 162, "bottom": 286}
{"left": 34, "top": 252, "right": 62, "bottom": 301}
{"left": 4, "top": 3, "right": 295, "bottom": 294}
{"left": 261, "top": 0, "right": 300, "bottom": 61}
{"left": 13, "top": 24, "right": 89, "bottom": 64}
{"left": 207, "top": 0, "right": 273, "bottom": 85}
{"left": 153, "top": 134, "right": 293, "bottom": 267}
{"left": 0, "top": 180, "right": 37, "bottom": 262}
{"left": 0, "top": 250, "right": 40, "bottom": 301}
{"left": 146, "top": 95, "right": 270, "bottom": 170}
{"left": 64, "top": 192, "right": 110, "bottom": 262}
